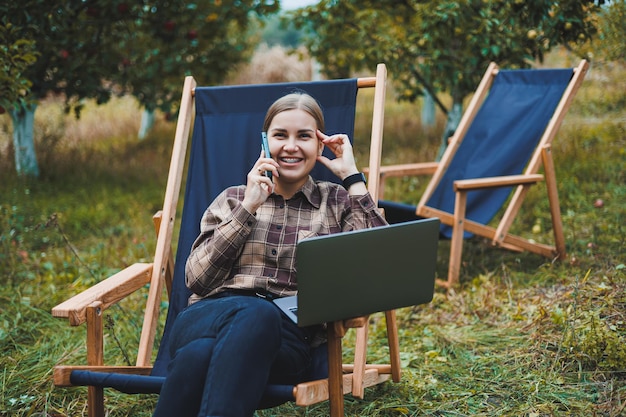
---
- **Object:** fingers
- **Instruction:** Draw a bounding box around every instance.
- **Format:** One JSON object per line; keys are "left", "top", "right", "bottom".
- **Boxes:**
{"left": 243, "top": 154, "right": 279, "bottom": 211}
{"left": 316, "top": 154, "right": 330, "bottom": 166}
{"left": 251, "top": 157, "right": 279, "bottom": 193}
{"left": 316, "top": 130, "right": 329, "bottom": 141}
{"left": 317, "top": 130, "right": 351, "bottom": 144}
{"left": 247, "top": 167, "right": 274, "bottom": 196}
{"left": 242, "top": 172, "right": 273, "bottom": 212}
{"left": 317, "top": 130, "right": 349, "bottom": 144}
{"left": 317, "top": 131, "right": 352, "bottom": 157}
{"left": 255, "top": 163, "right": 278, "bottom": 179}
{"left": 255, "top": 150, "right": 279, "bottom": 178}
{"left": 315, "top": 130, "right": 359, "bottom": 179}
{"left": 257, "top": 177, "right": 273, "bottom": 193}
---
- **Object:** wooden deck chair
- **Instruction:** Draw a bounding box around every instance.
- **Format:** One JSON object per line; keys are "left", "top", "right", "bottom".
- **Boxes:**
{"left": 366, "top": 60, "right": 588, "bottom": 289}
{"left": 51, "top": 64, "right": 403, "bottom": 417}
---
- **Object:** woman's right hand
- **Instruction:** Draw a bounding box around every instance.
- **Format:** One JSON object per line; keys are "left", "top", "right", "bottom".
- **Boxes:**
{"left": 241, "top": 150, "right": 279, "bottom": 213}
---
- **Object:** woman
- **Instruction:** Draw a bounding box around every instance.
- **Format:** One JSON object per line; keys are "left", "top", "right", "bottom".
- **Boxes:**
{"left": 153, "top": 92, "right": 386, "bottom": 417}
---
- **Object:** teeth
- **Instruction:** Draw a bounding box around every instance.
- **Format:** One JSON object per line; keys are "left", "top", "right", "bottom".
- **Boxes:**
{"left": 281, "top": 158, "right": 301, "bottom": 163}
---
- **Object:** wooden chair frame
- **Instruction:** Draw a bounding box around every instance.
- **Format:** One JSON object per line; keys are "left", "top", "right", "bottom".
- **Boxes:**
{"left": 367, "top": 60, "right": 588, "bottom": 289}
{"left": 52, "top": 64, "right": 397, "bottom": 417}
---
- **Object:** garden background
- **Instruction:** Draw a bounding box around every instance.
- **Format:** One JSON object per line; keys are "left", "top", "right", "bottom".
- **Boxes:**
{"left": 1, "top": 4, "right": 625, "bottom": 417}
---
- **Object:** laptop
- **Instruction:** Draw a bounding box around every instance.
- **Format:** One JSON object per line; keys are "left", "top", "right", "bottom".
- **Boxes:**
{"left": 273, "top": 218, "right": 440, "bottom": 327}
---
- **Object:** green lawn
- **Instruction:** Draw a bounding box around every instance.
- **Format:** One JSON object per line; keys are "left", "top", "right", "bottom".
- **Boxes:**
{"left": 1, "top": 51, "right": 624, "bottom": 416}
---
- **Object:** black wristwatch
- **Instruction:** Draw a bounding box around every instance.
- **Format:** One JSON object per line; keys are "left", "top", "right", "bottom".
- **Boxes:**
{"left": 342, "top": 172, "right": 367, "bottom": 189}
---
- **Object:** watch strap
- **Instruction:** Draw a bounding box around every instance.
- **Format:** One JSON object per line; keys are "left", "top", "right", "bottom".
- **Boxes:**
{"left": 342, "top": 172, "right": 367, "bottom": 189}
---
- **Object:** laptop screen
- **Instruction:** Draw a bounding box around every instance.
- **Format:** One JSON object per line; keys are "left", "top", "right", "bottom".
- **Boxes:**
{"left": 292, "top": 218, "right": 439, "bottom": 326}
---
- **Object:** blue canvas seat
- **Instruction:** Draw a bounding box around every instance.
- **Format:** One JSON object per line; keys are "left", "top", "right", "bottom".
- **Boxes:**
{"left": 52, "top": 64, "right": 399, "bottom": 417}
{"left": 368, "top": 60, "right": 589, "bottom": 288}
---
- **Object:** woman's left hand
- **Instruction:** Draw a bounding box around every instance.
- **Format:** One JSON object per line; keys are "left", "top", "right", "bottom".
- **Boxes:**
{"left": 316, "top": 130, "right": 360, "bottom": 179}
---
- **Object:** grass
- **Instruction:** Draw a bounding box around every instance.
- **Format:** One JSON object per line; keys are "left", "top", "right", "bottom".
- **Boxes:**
{"left": 0, "top": 48, "right": 625, "bottom": 416}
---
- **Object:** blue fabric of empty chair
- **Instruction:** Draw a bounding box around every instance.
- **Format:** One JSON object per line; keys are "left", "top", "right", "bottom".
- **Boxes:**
{"left": 383, "top": 69, "right": 573, "bottom": 238}
{"left": 378, "top": 200, "right": 422, "bottom": 224}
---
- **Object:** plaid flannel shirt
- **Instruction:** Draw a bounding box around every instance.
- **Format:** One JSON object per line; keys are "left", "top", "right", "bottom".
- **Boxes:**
{"left": 186, "top": 176, "right": 387, "bottom": 305}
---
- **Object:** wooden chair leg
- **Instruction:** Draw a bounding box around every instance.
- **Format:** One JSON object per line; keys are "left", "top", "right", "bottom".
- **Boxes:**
{"left": 385, "top": 310, "right": 401, "bottom": 382}
{"left": 87, "top": 387, "right": 104, "bottom": 417}
{"left": 86, "top": 302, "right": 105, "bottom": 417}
{"left": 542, "top": 145, "right": 566, "bottom": 259}
{"left": 448, "top": 190, "right": 468, "bottom": 287}
{"left": 328, "top": 322, "right": 345, "bottom": 417}
{"left": 352, "top": 325, "right": 368, "bottom": 398}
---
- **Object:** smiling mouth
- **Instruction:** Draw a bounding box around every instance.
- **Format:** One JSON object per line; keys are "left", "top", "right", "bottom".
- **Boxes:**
{"left": 280, "top": 157, "right": 303, "bottom": 164}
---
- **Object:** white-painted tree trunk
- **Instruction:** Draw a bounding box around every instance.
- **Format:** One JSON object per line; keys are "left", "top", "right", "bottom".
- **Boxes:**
{"left": 311, "top": 58, "right": 322, "bottom": 81}
{"left": 138, "top": 108, "right": 155, "bottom": 140}
{"left": 421, "top": 92, "right": 436, "bottom": 128}
{"left": 10, "top": 104, "right": 39, "bottom": 177}
{"left": 437, "top": 101, "right": 463, "bottom": 161}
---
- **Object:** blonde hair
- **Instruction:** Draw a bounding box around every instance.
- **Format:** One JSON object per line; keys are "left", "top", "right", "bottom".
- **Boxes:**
{"left": 263, "top": 92, "right": 325, "bottom": 132}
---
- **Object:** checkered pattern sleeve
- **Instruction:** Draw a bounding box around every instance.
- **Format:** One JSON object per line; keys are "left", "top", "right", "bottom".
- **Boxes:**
{"left": 185, "top": 178, "right": 387, "bottom": 304}
{"left": 185, "top": 186, "right": 256, "bottom": 297}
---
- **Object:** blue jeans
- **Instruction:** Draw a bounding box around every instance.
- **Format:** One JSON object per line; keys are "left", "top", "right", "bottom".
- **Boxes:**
{"left": 152, "top": 292, "right": 314, "bottom": 417}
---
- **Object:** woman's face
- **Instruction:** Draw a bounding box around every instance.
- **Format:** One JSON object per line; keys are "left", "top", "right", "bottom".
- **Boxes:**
{"left": 266, "top": 108, "right": 324, "bottom": 192}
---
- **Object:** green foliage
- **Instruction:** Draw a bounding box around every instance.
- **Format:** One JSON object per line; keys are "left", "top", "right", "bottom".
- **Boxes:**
{"left": 289, "top": 0, "right": 600, "bottom": 104}
{"left": 593, "top": 0, "right": 626, "bottom": 61}
{"left": 1, "top": 0, "right": 280, "bottom": 115}
{"left": 0, "top": 23, "right": 38, "bottom": 112}
{"left": 563, "top": 310, "right": 626, "bottom": 370}
{"left": 259, "top": 13, "right": 304, "bottom": 48}
{"left": 112, "top": 1, "right": 280, "bottom": 113}
{"left": 2, "top": 0, "right": 280, "bottom": 177}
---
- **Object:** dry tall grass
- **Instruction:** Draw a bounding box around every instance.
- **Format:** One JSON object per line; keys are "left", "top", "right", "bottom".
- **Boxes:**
{"left": 226, "top": 44, "right": 314, "bottom": 84}
{"left": 1, "top": 44, "right": 439, "bottom": 182}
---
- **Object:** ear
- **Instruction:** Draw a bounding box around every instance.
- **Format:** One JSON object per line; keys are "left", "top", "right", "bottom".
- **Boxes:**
{"left": 315, "top": 129, "right": 325, "bottom": 156}
{"left": 318, "top": 141, "right": 324, "bottom": 156}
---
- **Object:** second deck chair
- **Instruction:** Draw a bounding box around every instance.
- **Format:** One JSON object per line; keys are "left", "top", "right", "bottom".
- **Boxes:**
{"left": 367, "top": 60, "right": 588, "bottom": 288}
{"left": 52, "top": 64, "right": 399, "bottom": 417}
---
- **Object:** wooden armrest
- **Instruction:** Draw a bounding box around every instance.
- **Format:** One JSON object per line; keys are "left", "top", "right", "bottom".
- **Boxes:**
{"left": 53, "top": 365, "right": 153, "bottom": 387}
{"left": 454, "top": 174, "right": 544, "bottom": 191}
{"left": 364, "top": 162, "right": 438, "bottom": 178}
{"left": 52, "top": 263, "right": 153, "bottom": 326}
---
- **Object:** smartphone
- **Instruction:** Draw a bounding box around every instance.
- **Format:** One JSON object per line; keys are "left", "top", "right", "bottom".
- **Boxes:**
{"left": 261, "top": 132, "right": 272, "bottom": 180}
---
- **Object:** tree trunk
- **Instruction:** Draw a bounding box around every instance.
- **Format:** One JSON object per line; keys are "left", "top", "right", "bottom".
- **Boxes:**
{"left": 421, "top": 92, "right": 436, "bottom": 129}
{"left": 436, "top": 99, "right": 463, "bottom": 161}
{"left": 138, "top": 108, "right": 155, "bottom": 140}
{"left": 10, "top": 104, "right": 39, "bottom": 177}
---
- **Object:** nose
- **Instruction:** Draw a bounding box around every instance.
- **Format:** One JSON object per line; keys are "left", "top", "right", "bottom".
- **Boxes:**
{"left": 283, "top": 135, "right": 299, "bottom": 152}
